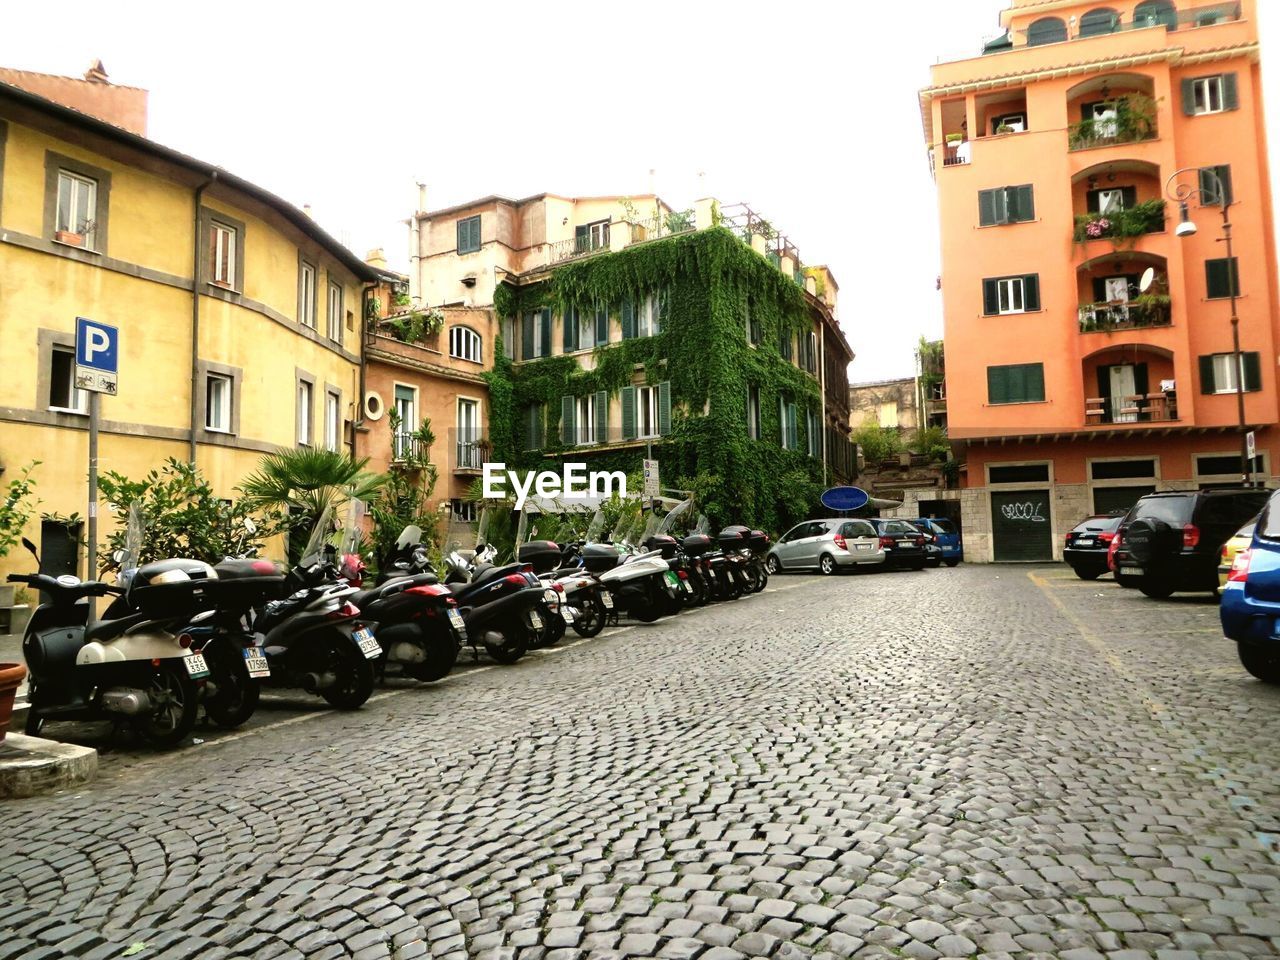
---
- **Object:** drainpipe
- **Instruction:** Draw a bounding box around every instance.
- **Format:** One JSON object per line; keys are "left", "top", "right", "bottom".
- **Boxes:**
{"left": 819, "top": 324, "right": 828, "bottom": 485}
{"left": 355, "top": 282, "right": 377, "bottom": 446}
{"left": 190, "top": 172, "right": 217, "bottom": 464}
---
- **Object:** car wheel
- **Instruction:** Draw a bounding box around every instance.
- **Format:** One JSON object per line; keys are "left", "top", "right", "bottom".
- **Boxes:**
{"left": 911, "top": 563, "right": 926, "bottom": 572}
{"left": 1238, "top": 642, "right": 1280, "bottom": 683}
{"left": 945, "top": 560, "right": 960, "bottom": 568}
{"left": 765, "top": 554, "right": 782, "bottom": 576}
{"left": 1072, "top": 566, "right": 1102, "bottom": 581}
{"left": 1138, "top": 579, "right": 1176, "bottom": 599}
{"left": 818, "top": 554, "right": 836, "bottom": 576}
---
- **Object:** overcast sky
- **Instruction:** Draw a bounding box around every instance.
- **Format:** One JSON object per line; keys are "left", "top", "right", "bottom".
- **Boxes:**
{"left": 2, "top": 1, "right": 1276, "bottom": 382}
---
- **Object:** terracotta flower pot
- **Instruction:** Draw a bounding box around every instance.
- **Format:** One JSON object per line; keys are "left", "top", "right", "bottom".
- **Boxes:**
{"left": 0, "top": 663, "right": 26, "bottom": 743}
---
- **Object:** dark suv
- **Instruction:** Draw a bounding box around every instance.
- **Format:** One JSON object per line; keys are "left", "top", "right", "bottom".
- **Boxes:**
{"left": 1115, "top": 488, "right": 1270, "bottom": 598}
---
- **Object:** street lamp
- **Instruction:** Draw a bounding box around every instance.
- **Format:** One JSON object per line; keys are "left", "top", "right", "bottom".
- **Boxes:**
{"left": 1166, "top": 166, "right": 1251, "bottom": 485}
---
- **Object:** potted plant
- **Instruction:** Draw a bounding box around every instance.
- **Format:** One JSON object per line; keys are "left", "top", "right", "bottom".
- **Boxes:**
{"left": 945, "top": 133, "right": 964, "bottom": 145}
{"left": 55, "top": 229, "right": 85, "bottom": 246}
{"left": 0, "top": 462, "right": 37, "bottom": 742}
{"left": 996, "top": 123, "right": 1014, "bottom": 135}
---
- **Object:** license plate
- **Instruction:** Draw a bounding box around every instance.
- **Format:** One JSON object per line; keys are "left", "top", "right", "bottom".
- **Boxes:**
{"left": 897, "top": 541, "right": 913, "bottom": 548}
{"left": 528, "top": 611, "right": 543, "bottom": 629}
{"left": 353, "top": 626, "right": 382, "bottom": 659}
{"left": 600, "top": 592, "right": 614, "bottom": 609}
{"left": 1076, "top": 538, "right": 1094, "bottom": 546}
{"left": 682, "top": 580, "right": 694, "bottom": 594}
{"left": 183, "top": 653, "right": 210, "bottom": 678}
{"left": 1120, "top": 566, "right": 1144, "bottom": 577}
{"left": 664, "top": 572, "right": 679, "bottom": 587}
{"left": 561, "top": 604, "right": 575, "bottom": 623}
{"left": 856, "top": 543, "right": 871, "bottom": 551}
{"left": 242, "top": 646, "right": 270, "bottom": 678}
{"left": 447, "top": 608, "right": 466, "bottom": 634}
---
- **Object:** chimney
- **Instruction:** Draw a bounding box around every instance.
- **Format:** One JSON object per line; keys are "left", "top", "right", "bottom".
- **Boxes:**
{"left": 365, "top": 248, "right": 387, "bottom": 270}
{"left": 416, "top": 182, "right": 428, "bottom": 215}
{"left": 302, "top": 203, "right": 313, "bottom": 219}
{"left": 84, "top": 59, "right": 110, "bottom": 84}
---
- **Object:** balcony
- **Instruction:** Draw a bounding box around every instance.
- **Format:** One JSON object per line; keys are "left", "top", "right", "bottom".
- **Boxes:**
{"left": 1086, "top": 392, "right": 1178, "bottom": 425}
{"left": 455, "top": 432, "right": 489, "bottom": 473}
{"left": 982, "top": 3, "right": 1241, "bottom": 58}
{"left": 1073, "top": 200, "right": 1166, "bottom": 246}
{"left": 548, "top": 209, "right": 698, "bottom": 266}
{"left": 1078, "top": 295, "right": 1172, "bottom": 333}
{"left": 1068, "top": 94, "right": 1158, "bottom": 152}
{"left": 550, "top": 230, "right": 609, "bottom": 265}
{"left": 392, "top": 433, "right": 428, "bottom": 466}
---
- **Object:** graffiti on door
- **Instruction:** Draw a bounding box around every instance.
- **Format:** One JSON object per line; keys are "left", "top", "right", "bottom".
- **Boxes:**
{"left": 1000, "top": 501, "right": 1048, "bottom": 523}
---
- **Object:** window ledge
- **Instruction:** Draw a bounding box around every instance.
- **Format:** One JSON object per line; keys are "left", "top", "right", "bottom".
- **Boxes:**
{"left": 52, "top": 238, "right": 101, "bottom": 255}
{"left": 985, "top": 309, "right": 1046, "bottom": 318}
{"left": 48, "top": 405, "right": 88, "bottom": 416}
{"left": 204, "top": 426, "right": 233, "bottom": 435}
{"left": 985, "top": 399, "right": 1049, "bottom": 407}
{"left": 208, "top": 281, "right": 241, "bottom": 295}
{"left": 978, "top": 219, "right": 1041, "bottom": 229}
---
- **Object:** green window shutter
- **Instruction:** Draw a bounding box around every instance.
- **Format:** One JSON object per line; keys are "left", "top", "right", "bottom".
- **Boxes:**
{"left": 978, "top": 189, "right": 997, "bottom": 227}
{"left": 789, "top": 403, "right": 799, "bottom": 450}
{"left": 563, "top": 306, "right": 578, "bottom": 352}
{"left": 1120, "top": 186, "right": 1137, "bottom": 209}
{"left": 1182, "top": 78, "right": 1197, "bottom": 116}
{"left": 658, "top": 381, "right": 671, "bottom": 436}
{"left": 1199, "top": 355, "right": 1217, "bottom": 394}
{"left": 574, "top": 224, "right": 588, "bottom": 252}
{"left": 1244, "top": 352, "right": 1262, "bottom": 392}
{"left": 522, "top": 314, "right": 535, "bottom": 360}
{"left": 982, "top": 279, "right": 1000, "bottom": 316}
{"left": 1201, "top": 166, "right": 1233, "bottom": 206}
{"left": 1086, "top": 189, "right": 1101, "bottom": 214}
{"left": 1027, "top": 363, "right": 1045, "bottom": 402}
{"left": 595, "top": 307, "right": 608, "bottom": 346}
{"left": 656, "top": 289, "right": 668, "bottom": 332}
{"left": 988, "top": 366, "right": 1008, "bottom": 404}
{"left": 1023, "top": 274, "right": 1041, "bottom": 312}
{"left": 1206, "top": 258, "right": 1239, "bottom": 298}
{"left": 1093, "top": 277, "right": 1108, "bottom": 303}
{"left": 1222, "top": 72, "right": 1239, "bottom": 110}
{"left": 561, "top": 395, "right": 576, "bottom": 444}
{"left": 620, "top": 386, "right": 636, "bottom": 440}
{"left": 621, "top": 300, "right": 636, "bottom": 339}
{"left": 531, "top": 405, "right": 544, "bottom": 450}
{"left": 594, "top": 390, "right": 608, "bottom": 443}
{"left": 540, "top": 309, "right": 552, "bottom": 357}
{"left": 1015, "top": 185, "right": 1034, "bottom": 222}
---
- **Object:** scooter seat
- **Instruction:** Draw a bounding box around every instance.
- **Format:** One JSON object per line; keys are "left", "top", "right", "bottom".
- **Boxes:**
{"left": 84, "top": 612, "right": 149, "bottom": 643}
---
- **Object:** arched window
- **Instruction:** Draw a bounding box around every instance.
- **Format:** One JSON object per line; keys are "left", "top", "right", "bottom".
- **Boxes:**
{"left": 1134, "top": 0, "right": 1177, "bottom": 30}
{"left": 1079, "top": 8, "right": 1120, "bottom": 37}
{"left": 449, "top": 326, "right": 482, "bottom": 363}
{"left": 1027, "top": 16, "right": 1068, "bottom": 45}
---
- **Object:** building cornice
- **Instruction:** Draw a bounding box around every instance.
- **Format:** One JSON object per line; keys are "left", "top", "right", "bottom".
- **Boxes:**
{"left": 368, "top": 344, "right": 490, "bottom": 387}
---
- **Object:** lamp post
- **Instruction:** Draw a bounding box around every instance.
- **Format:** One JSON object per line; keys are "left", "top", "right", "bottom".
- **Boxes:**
{"left": 1166, "top": 166, "right": 1250, "bottom": 485}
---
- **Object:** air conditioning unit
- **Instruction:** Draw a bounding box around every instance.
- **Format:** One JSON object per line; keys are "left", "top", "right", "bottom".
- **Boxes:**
{"left": 364, "top": 390, "right": 384, "bottom": 421}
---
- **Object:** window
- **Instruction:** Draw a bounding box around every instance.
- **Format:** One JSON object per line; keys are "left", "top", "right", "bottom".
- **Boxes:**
{"left": 1091, "top": 459, "right": 1156, "bottom": 480}
{"left": 990, "top": 112, "right": 1026, "bottom": 134}
{"left": 978, "top": 185, "right": 1034, "bottom": 226}
{"left": 636, "top": 385, "right": 660, "bottom": 439}
{"left": 210, "top": 220, "right": 237, "bottom": 288}
{"left": 206, "top": 374, "right": 232, "bottom": 432}
{"left": 575, "top": 220, "right": 609, "bottom": 254}
{"left": 297, "top": 379, "right": 313, "bottom": 446}
{"left": 55, "top": 171, "right": 97, "bottom": 248}
{"left": 780, "top": 330, "right": 793, "bottom": 362}
{"left": 299, "top": 260, "right": 317, "bottom": 328}
{"left": 989, "top": 463, "right": 1050, "bottom": 484}
{"left": 393, "top": 384, "right": 416, "bottom": 459}
{"left": 1199, "top": 165, "right": 1233, "bottom": 207}
{"left": 807, "top": 409, "right": 821, "bottom": 458}
{"left": 982, "top": 275, "right": 1040, "bottom": 315}
{"left": 1200, "top": 352, "right": 1261, "bottom": 394}
{"left": 49, "top": 346, "right": 87, "bottom": 413}
{"left": 450, "top": 326, "right": 483, "bottom": 363}
{"left": 457, "top": 398, "right": 481, "bottom": 469}
{"left": 798, "top": 333, "right": 818, "bottom": 374}
{"left": 522, "top": 309, "right": 551, "bottom": 360}
{"left": 779, "top": 396, "right": 799, "bottom": 450}
{"left": 502, "top": 317, "right": 516, "bottom": 359}
{"left": 622, "top": 294, "right": 664, "bottom": 339}
{"left": 987, "top": 363, "right": 1046, "bottom": 404}
{"left": 524, "top": 403, "right": 544, "bottom": 451}
{"left": 1206, "top": 257, "right": 1240, "bottom": 299}
{"left": 457, "top": 215, "right": 481, "bottom": 254}
{"left": 1185, "top": 74, "right": 1238, "bottom": 116}
{"left": 451, "top": 499, "right": 478, "bottom": 523}
{"left": 1087, "top": 186, "right": 1136, "bottom": 215}
{"left": 1027, "top": 16, "right": 1067, "bottom": 45}
{"left": 327, "top": 281, "right": 343, "bottom": 342}
{"left": 878, "top": 401, "right": 899, "bottom": 428}
{"left": 562, "top": 306, "right": 606, "bottom": 352}
{"left": 743, "top": 293, "right": 760, "bottom": 345}
{"left": 747, "top": 385, "right": 761, "bottom": 440}
{"left": 576, "top": 394, "right": 597, "bottom": 445}
{"left": 324, "top": 391, "right": 341, "bottom": 451}
{"left": 1134, "top": 0, "right": 1177, "bottom": 29}
{"left": 1079, "top": 8, "right": 1120, "bottom": 37}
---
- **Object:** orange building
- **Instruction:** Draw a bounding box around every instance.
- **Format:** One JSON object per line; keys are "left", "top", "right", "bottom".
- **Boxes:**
{"left": 913, "top": 0, "right": 1278, "bottom": 561}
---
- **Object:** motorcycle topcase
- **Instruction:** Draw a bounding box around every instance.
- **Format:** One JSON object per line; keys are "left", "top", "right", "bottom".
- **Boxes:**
{"left": 681, "top": 534, "right": 712, "bottom": 557}
{"left": 721, "top": 525, "right": 770, "bottom": 555}
{"left": 211, "top": 558, "right": 287, "bottom": 609}
{"left": 643, "top": 535, "right": 680, "bottom": 560}
{"left": 517, "top": 540, "right": 563, "bottom": 575}
{"left": 128, "top": 558, "right": 218, "bottom": 617}
{"left": 581, "top": 543, "right": 620, "bottom": 573}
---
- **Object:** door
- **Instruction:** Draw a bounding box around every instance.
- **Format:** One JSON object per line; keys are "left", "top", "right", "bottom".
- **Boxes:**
{"left": 991, "top": 490, "right": 1053, "bottom": 561}
{"left": 1090, "top": 102, "right": 1118, "bottom": 139}
{"left": 792, "top": 522, "right": 826, "bottom": 568}
{"left": 457, "top": 399, "right": 479, "bottom": 468}
{"left": 1093, "top": 486, "right": 1155, "bottom": 515}
{"left": 1109, "top": 364, "right": 1137, "bottom": 422}
{"left": 775, "top": 524, "right": 808, "bottom": 566}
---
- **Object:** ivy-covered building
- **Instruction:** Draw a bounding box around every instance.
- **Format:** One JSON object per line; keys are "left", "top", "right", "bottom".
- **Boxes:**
{"left": 406, "top": 193, "right": 855, "bottom": 532}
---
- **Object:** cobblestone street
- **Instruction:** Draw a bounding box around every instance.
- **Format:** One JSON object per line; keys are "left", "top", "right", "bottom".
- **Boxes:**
{"left": 4, "top": 565, "right": 1280, "bottom": 960}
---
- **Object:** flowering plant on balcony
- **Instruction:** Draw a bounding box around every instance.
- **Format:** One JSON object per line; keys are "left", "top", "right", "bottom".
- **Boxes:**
{"left": 1085, "top": 217, "right": 1112, "bottom": 239}
{"left": 1072, "top": 200, "right": 1167, "bottom": 249}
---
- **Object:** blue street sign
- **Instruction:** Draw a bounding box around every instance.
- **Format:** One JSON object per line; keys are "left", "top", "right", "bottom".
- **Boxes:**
{"left": 820, "top": 486, "right": 870, "bottom": 512}
{"left": 76, "top": 317, "right": 118, "bottom": 372}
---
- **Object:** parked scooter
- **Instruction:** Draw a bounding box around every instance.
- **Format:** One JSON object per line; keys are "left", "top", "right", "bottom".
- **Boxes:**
{"left": 439, "top": 544, "right": 547, "bottom": 664}
{"left": 12, "top": 525, "right": 212, "bottom": 746}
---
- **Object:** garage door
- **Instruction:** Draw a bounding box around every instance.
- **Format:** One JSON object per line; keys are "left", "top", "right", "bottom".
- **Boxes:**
{"left": 991, "top": 489, "right": 1053, "bottom": 561}
{"left": 1092, "top": 485, "right": 1155, "bottom": 515}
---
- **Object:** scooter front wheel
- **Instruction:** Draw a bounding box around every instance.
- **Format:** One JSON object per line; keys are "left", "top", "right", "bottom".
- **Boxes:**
{"left": 202, "top": 640, "right": 260, "bottom": 729}
{"left": 320, "top": 636, "right": 375, "bottom": 709}
{"left": 132, "top": 662, "right": 199, "bottom": 748}
{"left": 483, "top": 624, "right": 528, "bottom": 664}
{"left": 402, "top": 624, "right": 458, "bottom": 683}
{"left": 571, "top": 596, "right": 606, "bottom": 638}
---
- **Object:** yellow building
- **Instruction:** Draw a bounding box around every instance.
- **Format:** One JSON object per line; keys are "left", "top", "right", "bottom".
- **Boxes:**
{"left": 0, "top": 76, "right": 378, "bottom": 578}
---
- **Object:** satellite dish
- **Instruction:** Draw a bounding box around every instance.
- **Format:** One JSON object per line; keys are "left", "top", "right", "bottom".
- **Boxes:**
{"left": 1139, "top": 267, "right": 1156, "bottom": 293}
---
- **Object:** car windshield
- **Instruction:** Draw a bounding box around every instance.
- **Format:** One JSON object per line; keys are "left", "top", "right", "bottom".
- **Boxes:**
{"left": 841, "top": 521, "right": 876, "bottom": 538}
{"left": 928, "top": 519, "right": 956, "bottom": 534}
{"left": 881, "top": 521, "right": 914, "bottom": 535}
{"left": 1130, "top": 495, "right": 1195, "bottom": 526}
{"left": 1073, "top": 516, "right": 1121, "bottom": 533}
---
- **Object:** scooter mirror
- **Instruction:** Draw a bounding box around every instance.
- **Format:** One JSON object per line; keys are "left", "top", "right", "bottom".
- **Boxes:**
{"left": 113, "top": 549, "right": 126, "bottom": 563}
{"left": 244, "top": 517, "right": 257, "bottom": 535}
{"left": 21, "top": 537, "right": 39, "bottom": 563}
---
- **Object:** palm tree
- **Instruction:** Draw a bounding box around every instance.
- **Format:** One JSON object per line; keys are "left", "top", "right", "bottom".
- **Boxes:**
{"left": 239, "top": 448, "right": 384, "bottom": 559}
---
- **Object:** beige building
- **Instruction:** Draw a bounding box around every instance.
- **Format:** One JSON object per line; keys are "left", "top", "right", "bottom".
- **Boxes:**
{"left": 849, "top": 377, "right": 920, "bottom": 433}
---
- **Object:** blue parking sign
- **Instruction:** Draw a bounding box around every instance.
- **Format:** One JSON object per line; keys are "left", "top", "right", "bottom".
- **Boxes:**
{"left": 75, "top": 317, "right": 119, "bottom": 394}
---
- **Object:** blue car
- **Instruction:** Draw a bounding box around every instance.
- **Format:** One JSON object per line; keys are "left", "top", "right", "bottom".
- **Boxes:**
{"left": 1219, "top": 490, "right": 1280, "bottom": 683}
{"left": 907, "top": 518, "right": 963, "bottom": 567}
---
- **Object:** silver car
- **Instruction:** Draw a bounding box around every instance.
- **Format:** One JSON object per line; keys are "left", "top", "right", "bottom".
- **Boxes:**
{"left": 765, "top": 518, "right": 886, "bottom": 576}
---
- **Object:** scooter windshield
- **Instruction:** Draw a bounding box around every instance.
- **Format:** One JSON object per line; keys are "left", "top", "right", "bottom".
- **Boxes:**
{"left": 340, "top": 499, "right": 366, "bottom": 556}
{"left": 585, "top": 508, "right": 605, "bottom": 543}
{"left": 395, "top": 524, "right": 423, "bottom": 550}
{"left": 299, "top": 505, "right": 335, "bottom": 568}
{"left": 657, "top": 498, "right": 692, "bottom": 535}
{"left": 118, "top": 501, "right": 145, "bottom": 585}
{"left": 694, "top": 514, "right": 711, "bottom": 535}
